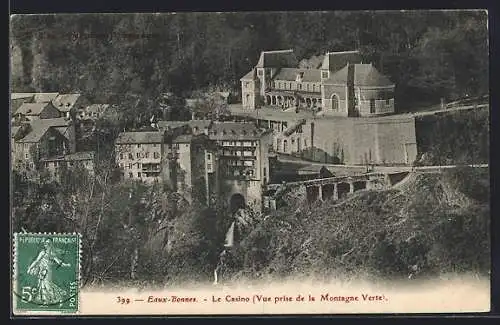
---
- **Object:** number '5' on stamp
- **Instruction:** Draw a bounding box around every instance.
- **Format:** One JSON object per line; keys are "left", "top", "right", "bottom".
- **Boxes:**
{"left": 13, "top": 233, "right": 81, "bottom": 314}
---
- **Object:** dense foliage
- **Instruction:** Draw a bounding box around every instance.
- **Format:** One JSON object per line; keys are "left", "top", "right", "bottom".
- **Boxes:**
{"left": 225, "top": 167, "right": 490, "bottom": 283}
{"left": 10, "top": 11, "right": 488, "bottom": 111}
{"left": 415, "top": 107, "right": 489, "bottom": 165}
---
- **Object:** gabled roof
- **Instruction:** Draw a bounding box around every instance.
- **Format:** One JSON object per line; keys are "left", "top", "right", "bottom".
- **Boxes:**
{"left": 11, "top": 92, "right": 60, "bottom": 102}
{"left": 17, "top": 125, "right": 64, "bottom": 143}
{"left": 353, "top": 64, "right": 394, "bottom": 87}
{"left": 52, "top": 94, "right": 82, "bottom": 112}
{"left": 33, "top": 92, "right": 60, "bottom": 103}
{"left": 321, "top": 50, "right": 362, "bottom": 71}
{"left": 256, "top": 50, "right": 298, "bottom": 68}
{"left": 324, "top": 65, "right": 349, "bottom": 85}
{"left": 272, "top": 68, "right": 322, "bottom": 82}
{"left": 158, "top": 120, "right": 212, "bottom": 131}
{"left": 11, "top": 126, "right": 21, "bottom": 138}
{"left": 240, "top": 69, "right": 257, "bottom": 81}
{"left": 324, "top": 63, "right": 394, "bottom": 87}
{"left": 11, "top": 93, "right": 35, "bottom": 101}
{"left": 209, "top": 122, "right": 265, "bottom": 140}
{"left": 64, "top": 151, "right": 95, "bottom": 161}
{"left": 15, "top": 117, "right": 71, "bottom": 143}
{"left": 15, "top": 102, "right": 56, "bottom": 116}
{"left": 115, "top": 131, "right": 163, "bottom": 144}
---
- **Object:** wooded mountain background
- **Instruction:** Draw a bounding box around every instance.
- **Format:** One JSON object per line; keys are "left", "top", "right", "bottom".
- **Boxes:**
{"left": 10, "top": 11, "right": 488, "bottom": 111}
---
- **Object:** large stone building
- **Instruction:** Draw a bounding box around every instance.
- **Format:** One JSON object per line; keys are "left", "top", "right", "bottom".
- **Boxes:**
{"left": 115, "top": 131, "right": 163, "bottom": 183}
{"left": 114, "top": 127, "right": 218, "bottom": 205}
{"left": 234, "top": 49, "right": 417, "bottom": 166}
{"left": 115, "top": 120, "right": 272, "bottom": 211}
{"left": 240, "top": 49, "right": 395, "bottom": 117}
{"left": 207, "top": 121, "right": 272, "bottom": 212}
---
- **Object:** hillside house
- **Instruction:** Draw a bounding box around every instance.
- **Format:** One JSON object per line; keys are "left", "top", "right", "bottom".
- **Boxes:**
{"left": 52, "top": 93, "right": 90, "bottom": 118}
{"left": 14, "top": 102, "right": 61, "bottom": 121}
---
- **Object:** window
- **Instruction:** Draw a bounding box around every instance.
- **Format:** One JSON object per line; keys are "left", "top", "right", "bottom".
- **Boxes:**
{"left": 331, "top": 94, "right": 339, "bottom": 110}
{"left": 321, "top": 71, "right": 329, "bottom": 79}
{"left": 283, "top": 139, "right": 288, "bottom": 152}
{"left": 370, "top": 99, "right": 376, "bottom": 113}
{"left": 128, "top": 163, "right": 132, "bottom": 169}
{"left": 120, "top": 153, "right": 123, "bottom": 159}
{"left": 207, "top": 153, "right": 211, "bottom": 160}
{"left": 25, "top": 153, "right": 29, "bottom": 159}
{"left": 245, "top": 82, "right": 250, "bottom": 88}
{"left": 386, "top": 99, "right": 391, "bottom": 106}
{"left": 137, "top": 144, "right": 141, "bottom": 148}
{"left": 313, "top": 84, "right": 316, "bottom": 92}
{"left": 306, "top": 84, "right": 309, "bottom": 91}
{"left": 258, "top": 69, "right": 263, "bottom": 76}
{"left": 137, "top": 172, "right": 141, "bottom": 178}
{"left": 128, "top": 153, "right": 133, "bottom": 160}
{"left": 154, "top": 152, "right": 160, "bottom": 159}
{"left": 263, "top": 167, "right": 267, "bottom": 177}
{"left": 145, "top": 152, "right": 149, "bottom": 158}
{"left": 298, "top": 84, "right": 302, "bottom": 90}
{"left": 153, "top": 143, "right": 158, "bottom": 147}
{"left": 129, "top": 172, "right": 133, "bottom": 178}
{"left": 304, "top": 139, "right": 308, "bottom": 147}
{"left": 136, "top": 152, "right": 140, "bottom": 158}
{"left": 137, "top": 163, "right": 141, "bottom": 169}
{"left": 207, "top": 163, "right": 212, "bottom": 170}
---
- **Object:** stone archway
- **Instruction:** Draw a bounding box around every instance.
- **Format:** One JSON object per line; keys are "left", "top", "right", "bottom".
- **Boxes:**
{"left": 331, "top": 94, "right": 339, "bottom": 110}
{"left": 229, "top": 193, "right": 246, "bottom": 214}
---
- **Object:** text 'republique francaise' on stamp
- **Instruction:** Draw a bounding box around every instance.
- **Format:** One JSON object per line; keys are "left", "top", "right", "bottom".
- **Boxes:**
{"left": 12, "top": 232, "right": 82, "bottom": 314}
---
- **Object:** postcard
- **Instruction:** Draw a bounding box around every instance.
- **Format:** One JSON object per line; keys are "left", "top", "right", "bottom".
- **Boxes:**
{"left": 10, "top": 10, "right": 490, "bottom": 315}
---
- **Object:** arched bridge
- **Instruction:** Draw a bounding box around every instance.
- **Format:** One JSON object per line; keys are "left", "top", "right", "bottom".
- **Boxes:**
{"left": 266, "top": 172, "right": 405, "bottom": 203}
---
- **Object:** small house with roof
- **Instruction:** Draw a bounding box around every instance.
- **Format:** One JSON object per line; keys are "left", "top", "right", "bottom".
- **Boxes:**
{"left": 52, "top": 93, "right": 90, "bottom": 118}
{"left": 13, "top": 124, "right": 70, "bottom": 171}
{"left": 41, "top": 151, "right": 96, "bottom": 181}
{"left": 14, "top": 102, "right": 61, "bottom": 121}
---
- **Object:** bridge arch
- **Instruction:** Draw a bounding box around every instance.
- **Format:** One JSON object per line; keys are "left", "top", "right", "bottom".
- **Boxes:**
{"left": 229, "top": 193, "right": 246, "bottom": 214}
{"left": 337, "top": 182, "right": 350, "bottom": 199}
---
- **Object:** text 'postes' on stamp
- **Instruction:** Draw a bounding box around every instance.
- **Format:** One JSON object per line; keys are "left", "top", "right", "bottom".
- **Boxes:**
{"left": 13, "top": 233, "right": 81, "bottom": 314}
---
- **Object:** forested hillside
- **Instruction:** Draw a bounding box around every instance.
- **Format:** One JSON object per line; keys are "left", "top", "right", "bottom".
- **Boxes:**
{"left": 10, "top": 11, "right": 488, "bottom": 111}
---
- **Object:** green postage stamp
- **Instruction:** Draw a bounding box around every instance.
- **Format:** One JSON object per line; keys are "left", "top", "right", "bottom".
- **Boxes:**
{"left": 13, "top": 233, "right": 81, "bottom": 314}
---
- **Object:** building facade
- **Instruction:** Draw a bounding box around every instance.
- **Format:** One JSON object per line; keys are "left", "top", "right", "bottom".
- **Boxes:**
{"left": 115, "top": 131, "right": 163, "bottom": 183}
{"left": 240, "top": 49, "right": 395, "bottom": 117}
{"left": 41, "top": 151, "right": 96, "bottom": 181}
{"left": 208, "top": 121, "right": 272, "bottom": 212}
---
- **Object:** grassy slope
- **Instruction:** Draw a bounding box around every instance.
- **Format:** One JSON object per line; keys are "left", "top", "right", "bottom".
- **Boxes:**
{"left": 229, "top": 167, "right": 490, "bottom": 283}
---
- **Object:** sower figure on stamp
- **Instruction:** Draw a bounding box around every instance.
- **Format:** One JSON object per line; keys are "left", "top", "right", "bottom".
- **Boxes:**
{"left": 27, "top": 238, "right": 71, "bottom": 306}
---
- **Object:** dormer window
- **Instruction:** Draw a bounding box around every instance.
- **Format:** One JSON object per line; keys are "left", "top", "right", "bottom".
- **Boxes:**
{"left": 296, "top": 72, "right": 304, "bottom": 82}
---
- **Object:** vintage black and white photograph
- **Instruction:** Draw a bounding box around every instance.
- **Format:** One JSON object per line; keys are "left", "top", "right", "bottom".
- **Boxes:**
{"left": 10, "top": 10, "right": 490, "bottom": 315}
